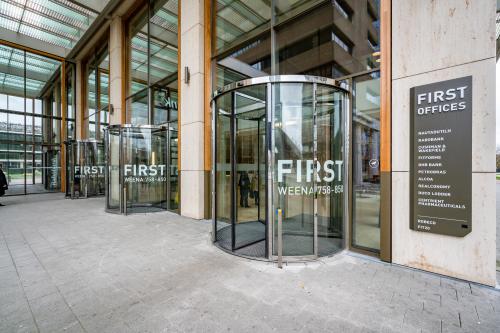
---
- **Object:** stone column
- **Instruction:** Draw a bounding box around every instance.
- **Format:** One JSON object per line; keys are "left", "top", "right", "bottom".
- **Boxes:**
{"left": 391, "top": 0, "right": 496, "bottom": 286}
{"left": 179, "top": 0, "right": 206, "bottom": 219}
{"left": 109, "top": 16, "right": 124, "bottom": 125}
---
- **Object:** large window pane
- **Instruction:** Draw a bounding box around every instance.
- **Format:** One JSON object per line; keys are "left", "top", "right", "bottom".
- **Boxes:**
{"left": 126, "top": 0, "right": 178, "bottom": 126}
{"left": 273, "top": 83, "right": 314, "bottom": 256}
{"left": 352, "top": 74, "right": 381, "bottom": 252}
{"left": 275, "top": 1, "right": 380, "bottom": 78}
{"left": 0, "top": 44, "right": 62, "bottom": 195}
{"left": 215, "top": 92, "right": 232, "bottom": 250}
{"left": 213, "top": 0, "right": 271, "bottom": 88}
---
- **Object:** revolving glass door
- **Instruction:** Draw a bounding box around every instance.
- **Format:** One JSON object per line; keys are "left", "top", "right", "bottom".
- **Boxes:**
{"left": 65, "top": 140, "right": 105, "bottom": 198}
{"left": 105, "top": 124, "right": 178, "bottom": 214}
{"left": 212, "top": 76, "right": 347, "bottom": 260}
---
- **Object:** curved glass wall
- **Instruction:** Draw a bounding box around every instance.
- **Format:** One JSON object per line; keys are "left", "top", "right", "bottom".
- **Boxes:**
{"left": 212, "top": 76, "right": 347, "bottom": 260}
{"left": 104, "top": 124, "right": 178, "bottom": 214}
{"left": 65, "top": 140, "right": 105, "bottom": 199}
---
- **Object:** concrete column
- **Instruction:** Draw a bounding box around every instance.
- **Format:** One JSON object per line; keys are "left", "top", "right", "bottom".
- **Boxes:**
{"left": 75, "top": 61, "right": 85, "bottom": 140}
{"left": 391, "top": 0, "right": 496, "bottom": 286}
{"left": 180, "top": 0, "right": 206, "bottom": 219}
{"left": 109, "top": 16, "right": 124, "bottom": 125}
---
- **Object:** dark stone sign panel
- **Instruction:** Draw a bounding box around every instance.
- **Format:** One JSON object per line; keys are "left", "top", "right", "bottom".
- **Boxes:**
{"left": 410, "top": 76, "right": 472, "bottom": 237}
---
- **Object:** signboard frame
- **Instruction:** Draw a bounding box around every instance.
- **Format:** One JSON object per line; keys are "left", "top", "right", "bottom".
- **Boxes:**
{"left": 409, "top": 76, "right": 472, "bottom": 237}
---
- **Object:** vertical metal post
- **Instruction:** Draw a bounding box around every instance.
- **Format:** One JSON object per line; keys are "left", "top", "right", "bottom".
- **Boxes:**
{"left": 266, "top": 82, "right": 273, "bottom": 259}
{"left": 124, "top": 185, "right": 127, "bottom": 216}
{"left": 211, "top": 99, "right": 216, "bottom": 242}
{"left": 344, "top": 80, "right": 352, "bottom": 250}
{"left": 147, "top": 1, "right": 152, "bottom": 125}
{"left": 313, "top": 83, "right": 318, "bottom": 257}
{"left": 277, "top": 208, "right": 283, "bottom": 268}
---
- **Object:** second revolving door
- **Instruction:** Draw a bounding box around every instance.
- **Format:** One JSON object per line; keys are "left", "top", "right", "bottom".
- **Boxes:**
{"left": 105, "top": 124, "right": 178, "bottom": 214}
{"left": 213, "top": 76, "right": 348, "bottom": 260}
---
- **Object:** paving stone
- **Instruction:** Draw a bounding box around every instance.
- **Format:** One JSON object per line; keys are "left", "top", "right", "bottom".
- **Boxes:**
{"left": 0, "top": 193, "right": 499, "bottom": 333}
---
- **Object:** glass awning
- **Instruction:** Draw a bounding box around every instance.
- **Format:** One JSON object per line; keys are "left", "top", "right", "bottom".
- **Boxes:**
{"left": 0, "top": 0, "right": 109, "bottom": 50}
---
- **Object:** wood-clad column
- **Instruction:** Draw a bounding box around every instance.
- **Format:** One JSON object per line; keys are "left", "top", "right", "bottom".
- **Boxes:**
{"left": 204, "top": 0, "right": 212, "bottom": 219}
{"left": 75, "top": 60, "right": 86, "bottom": 139}
{"left": 379, "top": 0, "right": 392, "bottom": 262}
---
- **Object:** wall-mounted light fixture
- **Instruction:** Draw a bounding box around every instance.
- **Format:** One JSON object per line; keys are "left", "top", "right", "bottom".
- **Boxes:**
{"left": 184, "top": 66, "right": 190, "bottom": 84}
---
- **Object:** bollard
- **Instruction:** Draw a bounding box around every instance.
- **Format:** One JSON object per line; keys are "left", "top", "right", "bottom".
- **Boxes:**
{"left": 277, "top": 208, "right": 283, "bottom": 269}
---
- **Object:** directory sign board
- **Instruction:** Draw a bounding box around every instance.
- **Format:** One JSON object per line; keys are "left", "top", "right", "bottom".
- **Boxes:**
{"left": 410, "top": 76, "right": 472, "bottom": 236}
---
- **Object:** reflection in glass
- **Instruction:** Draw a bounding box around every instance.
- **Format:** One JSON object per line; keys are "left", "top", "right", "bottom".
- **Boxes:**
{"left": 107, "top": 130, "right": 121, "bottom": 210}
{"left": 212, "top": 0, "right": 380, "bottom": 88}
{"left": 316, "top": 85, "right": 344, "bottom": 256}
{"left": 65, "top": 140, "right": 105, "bottom": 198}
{"left": 234, "top": 86, "right": 266, "bottom": 251}
{"left": 214, "top": 85, "right": 267, "bottom": 256}
{"left": 168, "top": 123, "right": 179, "bottom": 210}
{"left": 86, "top": 47, "right": 109, "bottom": 140}
{"left": 273, "top": 83, "right": 314, "bottom": 256}
{"left": 215, "top": 93, "right": 232, "bottom": 250}
{"left": 105, "top": 125, "right": 178, "bottom": 214}
{"left": 123, "top": 128, "right": 167, "bottom": 212}
{"left": 127, "top": 0, "right": 178, "bottom": 124}
{"left": 0, "top": 44, "right": 63, "bottom": 195}
{"left": 213, "top": 80, "right": 346, "bottom": 259}
{"left": 352, "top": 75, "right": 381, "bottom": 252}
{"left": 213, "top": 0, "right": 271, "bottom": 89}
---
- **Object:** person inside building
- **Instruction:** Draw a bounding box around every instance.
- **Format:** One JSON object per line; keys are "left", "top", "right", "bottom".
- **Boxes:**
{"left": 250, "top": 171, "right": 259, "bottom": 206}
{"left": 238, "top": 171, "right": 250, "bottom": 208}
{"left": 74, "top": 169, "right": 81, "bottom": 198}
{"left": 0, "top": 164, "right": 8, "bottom": 206}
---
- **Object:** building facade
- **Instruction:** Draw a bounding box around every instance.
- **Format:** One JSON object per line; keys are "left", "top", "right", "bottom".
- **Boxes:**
{"left": 0, "top": 0, "right": 496, "bottom": 286}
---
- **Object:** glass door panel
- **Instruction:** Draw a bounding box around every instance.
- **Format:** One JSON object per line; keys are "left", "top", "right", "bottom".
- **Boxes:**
{"left": 351, "top": 75, "right": 381, "bottom": 252}
{"left": 168, "top": 125, "right": 179, "bottom": 211}
{"left": 215, "top": 93, "right": 232, "bottom": 250}
{"left": 107, "top": 129, "right": 121, "bottom": 211}
{"left": 316, "top": 85, "right": 344, "bottom": 256}
{"left": 123, "top": 128, "right": 168, "bottom": 213}
{"left": 273, "top": 82, "right": 314, "bottom": 256}
{"left": 234, "top": 85, "right": 266, "bottom": 252}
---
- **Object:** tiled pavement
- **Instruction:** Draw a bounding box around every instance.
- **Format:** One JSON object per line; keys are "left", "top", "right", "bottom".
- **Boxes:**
{"left": 0, "top": 194, "right": 499, "bottom": 333}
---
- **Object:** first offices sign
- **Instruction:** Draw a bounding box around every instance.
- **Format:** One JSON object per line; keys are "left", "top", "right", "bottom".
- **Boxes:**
{"left": 410, "top": 76, "right": 472, "bottom": 237}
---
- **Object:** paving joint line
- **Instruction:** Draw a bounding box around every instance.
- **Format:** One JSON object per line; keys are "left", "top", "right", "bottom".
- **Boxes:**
{"left": 0, "top": 228, "right": 41, "bottom": 333}
{"left": 19, "top": 229, "right": 88, "bottom": 333}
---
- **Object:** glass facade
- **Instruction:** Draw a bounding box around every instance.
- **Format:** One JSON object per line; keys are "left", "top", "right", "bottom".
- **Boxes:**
{"left": 212, "top": 0, "right": 380, "bottom": 87}
{"left": 127, "top": 0, "right": 179, "bottom": 126}
{"left": 85, "top": 46, "right": 109, "bottom": 140}
{"left": 0, "top": 43, "right": 65, "bottom": 195}
{"left": 213, "top": 0, "right": 382, "bottom": 255}
{"left": 115, "top": 0, "right": 180, "bottom": 214}
{"left": 351, "top": 73, "right": 381, "bottom": 252}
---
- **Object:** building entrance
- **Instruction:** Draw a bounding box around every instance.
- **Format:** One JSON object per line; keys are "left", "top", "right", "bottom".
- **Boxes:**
{"left": 104, "top": 124, "right": 178, "bottom": 215}
{"left": 64, "top": 140, "right": 105, "bottom": 199}
{"left": 212, "top": 76, "right": 348, "bottom": 260}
